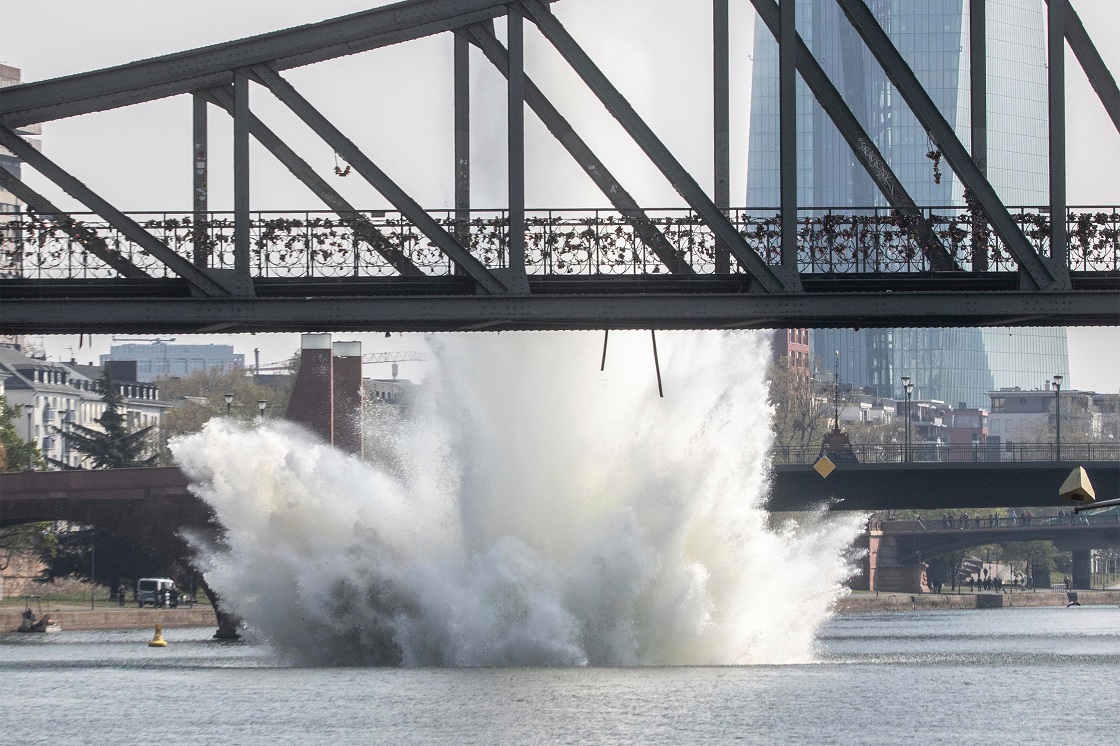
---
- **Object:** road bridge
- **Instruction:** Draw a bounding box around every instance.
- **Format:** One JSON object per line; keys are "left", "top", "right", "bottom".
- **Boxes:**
{"left": 1, "top": 0, "right": 1117, "bottom": 333}
{"left": 0, "top": 467, "right": 240, "bottom": 637}
{"left": 768, "top": 461, "right": 1120, "bottom": 512}
{"left": 4, "top": 455, "right": 1116, "bottom": 604}
{"left": 863, "top": 512, "right": 1120, "bottom": 592}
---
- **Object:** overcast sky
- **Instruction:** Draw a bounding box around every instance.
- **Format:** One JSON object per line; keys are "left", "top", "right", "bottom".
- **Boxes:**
{"left": 2, "top": 0, "right": 1117, "bottom": 391}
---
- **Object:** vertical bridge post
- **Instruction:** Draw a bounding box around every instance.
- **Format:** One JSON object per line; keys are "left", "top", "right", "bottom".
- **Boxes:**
{"left": 233, "top": 72, "right": 252, "bottom": 293}
{"left": 507, "top": 7, "right": 526, "bottom": 276}
{"left": 779, "top": 0, "right": 798, "bottom": 274}
{"left": 1048, "top": 0, "right": 1068, "bottom": 271}
{"left": 713, "top": 0, "right": 731, "bottom": 274}
{"left": 969, "top": 0, "right": 988, "bottom": 271}
{"left": 192, "top": 95, "right": 209, "bottom": 269}
{"left": 455, "top": 33, "right": 471, "bottom": 252}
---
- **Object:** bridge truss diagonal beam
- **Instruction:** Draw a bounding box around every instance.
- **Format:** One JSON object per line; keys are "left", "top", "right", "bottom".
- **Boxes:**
{"left": 749, "top": 0, "right": 958, "bottom": 273}
{"left": 834, "top": 0, "right": 1065, "bottom": 290}
{"left": 251, "top": 64, "right": 514, "bottom": 295}
{"left": 0, "top": 168, "right": 151, "bottom": 280}
{"left": 463, "top": 22, "right": 695, "bottom": 276}
{"left": 520, "top": 0, "right": 797, "bottom": 293}
{"left": 201, "top": 85, "right": 424, "bottom": 277}
{"left": 0, "top": 0, "right": 554, "bottom": 128}
{"left": 1049, "top": 0, "right": 1120, "bottom": 135}
{"left": 0, "top": 126, "right": 233, "bottom": 297}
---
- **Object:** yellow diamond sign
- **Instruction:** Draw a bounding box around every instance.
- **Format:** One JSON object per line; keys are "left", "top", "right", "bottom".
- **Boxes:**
{"left": 814, "top": 456, "right": 836, "bottom": 478}
{"left": 1059, "top": 466, "right": 1096, "bottom": 503}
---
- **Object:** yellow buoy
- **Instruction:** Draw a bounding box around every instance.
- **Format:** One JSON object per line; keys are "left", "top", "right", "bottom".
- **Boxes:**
{"left": 148, "top": 623, "right": 168, "bottom": 647}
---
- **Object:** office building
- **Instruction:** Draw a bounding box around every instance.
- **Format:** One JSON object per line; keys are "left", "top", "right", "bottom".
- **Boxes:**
{"left": 747, "top": 1, "right": 1069, "bottom": 407}
{"left": 101, "top": 342, "right": 245, "bottom": 382}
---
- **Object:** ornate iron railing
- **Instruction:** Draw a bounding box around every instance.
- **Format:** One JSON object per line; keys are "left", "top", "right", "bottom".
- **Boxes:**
{"left": 2, "top": 206, "right": 1118, "bottom": 280}
{"left": 771, "top": 441, "right": 1120, "bottom": 465}
{"left": 869, "top": 512, "right": 1120, "bottom": 532}
{"left": 912, "top": 513, "right": 1120, "bottom": 531}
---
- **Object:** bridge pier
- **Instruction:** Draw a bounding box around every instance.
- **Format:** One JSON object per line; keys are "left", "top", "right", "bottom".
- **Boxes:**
{"left": 1071, "top": 549, "right": 1092, "bottom": 590}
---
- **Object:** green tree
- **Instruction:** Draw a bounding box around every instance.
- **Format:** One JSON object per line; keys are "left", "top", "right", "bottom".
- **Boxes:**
{"left": 0, "top": 395, "right": 45, "bottom": 471}
{"left": 36, "top": 527, "right": 171, "bottom": 600}
{"left": 154, "top": 365, "right": 295, "bottom": 463}
{"left": 57, "top": 366, "right": 157, "bottom": 468}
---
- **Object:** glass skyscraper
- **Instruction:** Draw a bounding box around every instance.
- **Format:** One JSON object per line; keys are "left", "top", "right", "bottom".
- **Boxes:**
{"left": 747, "top": 0, "right": 1069, "bottom": 408}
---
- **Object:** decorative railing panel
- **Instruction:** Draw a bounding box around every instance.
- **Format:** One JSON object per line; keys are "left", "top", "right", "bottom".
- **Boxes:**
{"left": 2, "top": 206, "right": 1117, "bottom": 280}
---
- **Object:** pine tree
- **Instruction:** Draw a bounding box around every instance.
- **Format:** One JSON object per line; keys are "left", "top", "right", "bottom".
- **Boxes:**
{"left": 58, "top": 366, "right": 158, "bottom": 468}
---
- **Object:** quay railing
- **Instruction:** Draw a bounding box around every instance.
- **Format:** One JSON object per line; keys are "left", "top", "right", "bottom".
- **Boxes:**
{"left": 2, "top": 205, "right": 1118, "bottom": 280}
{"left": 869, "top": 512, "right": 1120, "bottom": 532}
{"left": 770, "top": 441, "right": 1120, "bottom": 465}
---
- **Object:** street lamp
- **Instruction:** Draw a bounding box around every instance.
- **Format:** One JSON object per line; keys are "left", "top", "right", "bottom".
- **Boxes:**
{"left": 257, "top": 400, "right": 268, "bottom": 419}
{"left": 901, "top": 376, "right": 914, "bottom": 462}
{"left": 24, "top": 403, "right": 34, "bottom": 471}
{"left": 1052, "top": 374, "right": 1063, "bottom": 461}
{"left": 224, "top": 393, "right": 234, "bottom": 416}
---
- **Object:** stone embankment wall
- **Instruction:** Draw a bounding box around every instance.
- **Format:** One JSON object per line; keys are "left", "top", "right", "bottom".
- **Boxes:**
{"left": 1, "top": 606, "right": 217, "bottom": 631}
{"left": 836, "top": 590, "right": 1120, "bottom": 612}
{"left": 0, "top": 553, "right": 47, "bottom": 598}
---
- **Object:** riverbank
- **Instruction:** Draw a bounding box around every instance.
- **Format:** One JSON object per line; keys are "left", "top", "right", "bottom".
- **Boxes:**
{"left": 6, "top": 592, "right": 1120, "bottom": 631}
{"left": 836, "top": 589, "right": 1120, "bottom": 612}
{"left": 1, "top": 605, "right": 218, "bottom": 632}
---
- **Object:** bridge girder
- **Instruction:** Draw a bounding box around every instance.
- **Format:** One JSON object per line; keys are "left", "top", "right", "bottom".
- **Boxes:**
{"left": 1, "top": 287, "right": 1116, "bottom": 335}
{"left": 1, "top": 0, "right": 1117, "bottom": 331}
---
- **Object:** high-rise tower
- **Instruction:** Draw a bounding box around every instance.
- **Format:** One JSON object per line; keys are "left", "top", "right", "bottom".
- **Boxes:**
{"left": 747, "top": 1, "right": 1069, "bottom": 407}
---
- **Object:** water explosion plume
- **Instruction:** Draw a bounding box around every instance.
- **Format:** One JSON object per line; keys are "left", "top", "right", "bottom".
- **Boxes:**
{"left": 173, "top": 331, "right": 864, "bottom": 666}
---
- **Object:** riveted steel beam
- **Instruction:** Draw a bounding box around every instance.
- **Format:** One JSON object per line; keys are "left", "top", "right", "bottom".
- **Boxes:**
{"left": 713, "top": 0, "right": 731, "bottom": 274}
{"left": 521, "top": 0, "right": 794, "bottom": 292}
{"left": 970, "top": 0, "right": 988, "bottom": 271}
{"left": 834, "top": 0, "right": 1061, "bottom": 289}
{"left": 202, "top": 86, "right": 422, "bottom": 276}
{"left": 507, "top": 7, "right": 527, "bottom": 276}
{"left": 0, "top": 126, "right": 232, "bottom": 296}
{"left": 0, "top": 0, "right": 560, "bottom": 128}
{"left": 454, "top": 33, "right": 471, "bottom": 248}
{"left": 1048, "top": 0, "right": 1068, "bottom": 271}
{"left": 779, "top": 0, "right": 797, "bottom": 275}
{"left": 0, "top": 290, "right": 1115, "bottom": 334}
{"left": 0, "top": 169, "right": 151, "bottom": 280}
{"left": 192, "top": 95, "right": 209, "bottom": 268}
{"left": 233, "top": 73, "right": 253, "bottom": 292}
{"left": 252, "top": 64, "right": 513, "bottom": 295}
{"left": 464, "top": 23, "right": 695, "bottom": 275}
{"left": 750, "top": 0, "right": 957, "bottom": 272}
{"left": 1047, "top": 0, "right": 1120, "bottom": 135}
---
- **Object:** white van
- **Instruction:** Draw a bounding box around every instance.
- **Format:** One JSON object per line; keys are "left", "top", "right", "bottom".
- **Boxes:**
{"left": 136, "top": 578, "right": 177, "bottom": 608}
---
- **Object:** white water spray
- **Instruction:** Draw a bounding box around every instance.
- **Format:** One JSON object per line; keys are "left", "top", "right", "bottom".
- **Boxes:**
{"left": 173, "top": 331, "right": 864, "bottom": 666}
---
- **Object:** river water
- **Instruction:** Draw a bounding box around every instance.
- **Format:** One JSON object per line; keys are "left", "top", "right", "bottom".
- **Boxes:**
{"left": 2, "top": 606, "right": 1117, "bottom": 744}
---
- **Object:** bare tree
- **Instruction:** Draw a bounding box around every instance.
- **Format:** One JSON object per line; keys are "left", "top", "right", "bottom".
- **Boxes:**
{"left": 767, "top": 359, "right": 834, "bottom": 449}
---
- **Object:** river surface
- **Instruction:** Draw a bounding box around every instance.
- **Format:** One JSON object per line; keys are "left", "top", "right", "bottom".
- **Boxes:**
{"left": 2, "top": 606, "right": 1117, "bottom": 745}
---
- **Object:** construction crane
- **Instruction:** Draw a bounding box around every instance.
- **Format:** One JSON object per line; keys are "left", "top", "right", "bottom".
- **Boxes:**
{"left": 362, "top": 351, "right": 426, "bottom": 365}
{"left": 254, "top": 351, "right": 427, "bottom": 373}
{"left": 364, "top": 351, "right": 426, "bottom": 381}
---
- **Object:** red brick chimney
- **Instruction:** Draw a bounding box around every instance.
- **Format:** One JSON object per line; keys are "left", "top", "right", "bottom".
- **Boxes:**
{"left": 284, "top": 333, "right": 334, "bottom": 444}
{"left": 331, "top": 341, "right": 364, "bottom": 457}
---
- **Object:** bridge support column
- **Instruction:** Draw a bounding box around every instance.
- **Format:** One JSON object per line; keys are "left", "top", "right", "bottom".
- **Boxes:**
{"left": 198, "top": 577, "right": 242, "bottom": 639}
{"left": 1071, "top": 549, "right": 1092, "bottom": 590}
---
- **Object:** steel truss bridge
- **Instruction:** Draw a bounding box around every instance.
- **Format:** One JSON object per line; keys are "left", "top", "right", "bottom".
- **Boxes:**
{"left": 1, "top": 0, "right": 1118, "bottom": 334}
